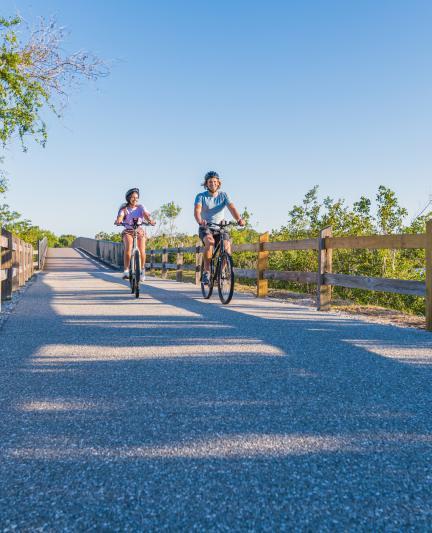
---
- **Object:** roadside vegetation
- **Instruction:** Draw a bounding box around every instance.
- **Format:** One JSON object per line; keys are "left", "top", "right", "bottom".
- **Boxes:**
{"left": 97, "top": 186, "right": 431, "bottom": 316}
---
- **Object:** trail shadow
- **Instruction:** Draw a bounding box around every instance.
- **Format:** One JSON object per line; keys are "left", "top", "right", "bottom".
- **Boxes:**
{"left": 1, "top": 250, "right": 432, "bottom": 529}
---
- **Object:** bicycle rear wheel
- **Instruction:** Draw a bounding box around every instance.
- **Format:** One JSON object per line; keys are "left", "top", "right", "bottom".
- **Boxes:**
{"left": 200, "top": 256, "right": 214, "bottom": 299}
{"left": 218, "top": 252, "right": 234, "bottom": 304}
{"left": 134, "top": 250, "right": 141, "bottom": 298}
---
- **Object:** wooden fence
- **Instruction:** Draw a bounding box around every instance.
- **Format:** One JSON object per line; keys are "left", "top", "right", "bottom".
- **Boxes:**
{"left": 73, "top": 220, "right": 432, "bottom": 331}
{"left": 0, "top": 230, "right": 48, "bottom": 305}
{"left": 38, "top": 237, "right": 48, "bottom": 270}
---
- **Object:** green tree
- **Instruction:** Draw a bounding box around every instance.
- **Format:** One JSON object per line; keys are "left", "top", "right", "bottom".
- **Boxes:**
{"left": 0, "top": 16, "right": 108, "bottom": 149}
{"left": 376, "top": 185, "right": 408, "bottom": 235}
{"left": 156, "top": 201, "right": 182, "bottom": 244}
{"left": 57, "top": 234, "right": 76, "bottom": 247}
{"left": 95, "top": 231, "right": 122, "bottom": 242}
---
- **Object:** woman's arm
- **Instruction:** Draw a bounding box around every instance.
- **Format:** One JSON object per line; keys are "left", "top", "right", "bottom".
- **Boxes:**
{"left": 144, "top": 212, "right": 156, "bottom": 226}
{"left": 142, "top": 206, "right": 156, "bottom": 226}
{"left": 115, "top": 207, "right": 127, "bottom": 225}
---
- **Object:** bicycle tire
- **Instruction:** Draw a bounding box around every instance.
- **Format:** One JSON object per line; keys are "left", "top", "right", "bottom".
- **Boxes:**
{"left": 134, "top": 250, "right": 141, "bottom": 298}
{"left": 218, "top": 252, "right": 234, "bottom": 304}
{"left": 129, "top": 257, "right": 135, "bottom": 293}
{"left": 200, "top": 256, "right": 214, "bottom": 299}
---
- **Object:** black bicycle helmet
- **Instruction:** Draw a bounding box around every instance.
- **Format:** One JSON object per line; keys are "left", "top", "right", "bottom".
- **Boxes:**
{"left": 125, "top": 188, "right": 139, "bottom": 202}
{"left": 204, "top": 171, "right": 219, "bottom": 182}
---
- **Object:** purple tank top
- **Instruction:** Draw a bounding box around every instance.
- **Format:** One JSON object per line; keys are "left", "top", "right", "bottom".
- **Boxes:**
{"left": 118, "top": 204, "right": 149, "bottom": 229}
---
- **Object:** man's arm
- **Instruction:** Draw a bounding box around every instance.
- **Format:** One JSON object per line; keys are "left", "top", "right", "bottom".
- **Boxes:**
{"left": 228, "top": 203, "right": 245, "bottom": 226}
{"left": 194, "top": 203, "right": 206, "bottom": 225}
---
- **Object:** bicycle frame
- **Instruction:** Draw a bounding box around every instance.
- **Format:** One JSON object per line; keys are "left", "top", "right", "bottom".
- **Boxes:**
{"left": 130, "top": 224, "right": 140, "bottom": 265}
{"left": 123, "top": 219, "right": 149, "bottom": 266}
{"left": 205, "top": 222, "right": 236, "bottom": 279}
{"left": 200, "top": 221, "right": 238, "bottom": 304}
{"left": 119, "top": 219, "right": 150, "bottom": 297}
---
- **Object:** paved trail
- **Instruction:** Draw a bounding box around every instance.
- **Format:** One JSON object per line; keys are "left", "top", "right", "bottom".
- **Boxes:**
{"left": 1, "top": 248, "right": 432, "bottom": 530}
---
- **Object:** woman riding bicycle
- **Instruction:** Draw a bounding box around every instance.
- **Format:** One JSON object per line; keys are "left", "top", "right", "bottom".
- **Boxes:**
{"left": 115, "top": 188, "right": 155, "bottom": 279}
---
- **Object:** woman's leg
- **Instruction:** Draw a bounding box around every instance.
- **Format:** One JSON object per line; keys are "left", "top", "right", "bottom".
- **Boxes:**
{"left": 137, "top": 234, "right": 146, "bottom": 270}
{"left": 123, "top": 233, "right": 133, "bottom": 270}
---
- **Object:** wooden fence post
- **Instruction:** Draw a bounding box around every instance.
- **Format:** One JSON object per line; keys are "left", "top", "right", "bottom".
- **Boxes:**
{"left": 162, "top": 248, "right": 168, "bottom": 279}
{"left": 12, "top": 237, "right": 19, "bottom": 292}
{"left": 24, "top": 244, "right": 27, "bottom": 281}
{"left": 317, "top": 226, "right": 333, "bottom": 311}
{"left": 30, "top": 244, "right": 34, "bottom": 278}
{"left": 17, "top": 240, "right": 20, "bottom": 286}
{"left": 256, "top": 232, "right": 269, "bottom": 297}
{"left": 195, "top": 245, "right": 201, "bottom": 285}
{"left": 1, "top": 229, "right": 13, "bottom": 302}
{"left": 426, "top": 220, "right": 432, "bottom": 331}
{"left": 27, "top": 244, "right": 31, "bottom": 281}
{"left": 150, "top": 249, "right": 155, "bottom": 275}
{"left": 25, "top": 243, "right": 29, "bottom": 281}
{"left": 22, "top": 241, "right": 26, "bottom": 284}
{"left": 176, "top": 244, "right": 183, "bottom": 282}
{"left": 18, "top": 240, "right": 24, "bottom": 286}
{"left": 24, "top": 244, "right": 29, "bottom": 281}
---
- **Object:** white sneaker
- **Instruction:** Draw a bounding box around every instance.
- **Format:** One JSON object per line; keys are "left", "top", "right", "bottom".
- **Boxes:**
{"left": 140, "top": 270, "right": 146, "bottom": 282}
{"left": 122, "top": 269, "right": 129, "bottom": 279}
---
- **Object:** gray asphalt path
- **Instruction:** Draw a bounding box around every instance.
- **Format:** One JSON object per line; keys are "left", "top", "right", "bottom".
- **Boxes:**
{"left": 1, "top": 248, "right": 432, "bottom": 531}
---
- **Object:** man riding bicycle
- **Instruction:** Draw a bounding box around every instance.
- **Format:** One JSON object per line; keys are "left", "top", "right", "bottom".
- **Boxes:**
{"left": 194, "top": 171, "right": 245, "bottom": 285}
{"left": 115, "top": 188, "right": 156, "bottom": 279}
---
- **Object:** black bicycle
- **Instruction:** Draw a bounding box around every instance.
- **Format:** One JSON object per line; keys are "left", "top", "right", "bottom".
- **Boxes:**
{"left": 120, "top": 218, "right": 149, "bottom": 299}
{"left": 200, "top": 221, "right": 238, "bottom": 304}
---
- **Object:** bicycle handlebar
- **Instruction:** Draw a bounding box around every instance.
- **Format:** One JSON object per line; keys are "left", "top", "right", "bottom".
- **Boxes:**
{"left": 205, "top": 221, "right": 241, "bottom": 230}
{"left": 115, "top": 221, "right": 152, "bottom": 227}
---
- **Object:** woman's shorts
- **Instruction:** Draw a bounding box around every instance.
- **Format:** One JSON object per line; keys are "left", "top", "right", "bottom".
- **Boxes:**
{"left": 122, "top": 228, "right": 146, "bottom": 239}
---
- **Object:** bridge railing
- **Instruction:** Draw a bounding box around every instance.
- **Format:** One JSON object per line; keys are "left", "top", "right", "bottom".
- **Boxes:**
{"left": 1, "top": 228, "right": 36, "bottom": 305}
{"left": 38, "top": 237, "right": 48, "bottom": 271}
{"left": 73, "top": 220, "right": 432, "bottom": 331}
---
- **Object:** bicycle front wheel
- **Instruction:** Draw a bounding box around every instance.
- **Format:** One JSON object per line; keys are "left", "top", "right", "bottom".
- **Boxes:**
{"left": 218, "top": 253, "right": 234, "bottom": 304}
{"left": 134, "top": 250, "right": 141, "bottom": 298}
{"left": 129, "top": 258, "right": 135, "bottom": 294}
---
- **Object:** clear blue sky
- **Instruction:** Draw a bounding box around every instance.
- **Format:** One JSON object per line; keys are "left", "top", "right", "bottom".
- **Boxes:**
{"left": 2, "top": 0, "right": 432, "bottom": 237}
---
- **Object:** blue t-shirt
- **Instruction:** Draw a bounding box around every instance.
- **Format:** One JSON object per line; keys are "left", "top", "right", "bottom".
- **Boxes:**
{"left": 194, "top": 190, "right": 232, "bottom": 224}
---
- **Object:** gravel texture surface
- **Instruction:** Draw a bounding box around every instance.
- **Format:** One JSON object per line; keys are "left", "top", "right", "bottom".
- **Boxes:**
{"left": 1, "top": 248, "right": 432, "bottom": 531}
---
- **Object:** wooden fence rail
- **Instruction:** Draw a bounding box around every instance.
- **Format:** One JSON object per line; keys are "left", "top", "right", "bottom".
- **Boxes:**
{"left": 0, "top": 230, "right": 48, "bottom": 307}
{"left": 38, "top": 237, "right": 48, "bottom": 271}
{"left": 0, "top": 228, "right": 40, "bottom": 306}
{"left": 73, "top": 220, "right": 432, "bottom": 331}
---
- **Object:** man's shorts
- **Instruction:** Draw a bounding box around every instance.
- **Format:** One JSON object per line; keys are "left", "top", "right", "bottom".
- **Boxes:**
{"left": 199, "top": 226, "right": 230, "bottom": 245}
